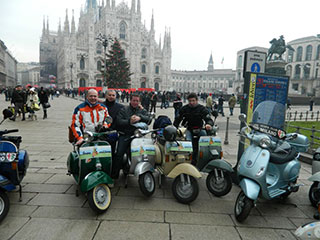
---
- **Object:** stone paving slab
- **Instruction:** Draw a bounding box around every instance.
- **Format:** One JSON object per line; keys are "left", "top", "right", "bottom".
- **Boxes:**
{"left": 11, "top": 218, "right": 99, "bottom": 240}
{"left": 22, "top": 173, "right": 53, "bottom": 184}
{"left": 31, "top": 206, "right": 97, "bottom": 220}
{"left": 231, "top": 215, "right": 296, "bottom": 229}
{"left": 93, "top": 221, "right": 169, "bottom": 240}
{"left": 27, "top": 193, "right": 86, "bottom": 207}
{"left": 170, "top": 224, "right": 241, "bottom": 240}
{"left": 236, "top": 227, "right": 296, "bottom": 240}
{"left": 45, "top": 174, "right": 75, "bottom": 184}
{"left": 0, "top": 217, "right": 30, "bottom": 240}
{"left": 7, "top": 204, "right": 38, "bottom": 217}
{"left": 133, "top": 197, "right": 190, "bottom": 212}
{"left": 165, "top": 211, "right": 234, "bottom": 226}
{"left": 98, "top": 208, "right": 164, "bottom": 222}
{"left": 23, "top": 183, "right": 71, "bottom": 193}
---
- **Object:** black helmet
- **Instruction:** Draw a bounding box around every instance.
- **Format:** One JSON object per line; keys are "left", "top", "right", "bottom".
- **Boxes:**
{"left": 163, "top": 125, "right": 177, "bottom": 142}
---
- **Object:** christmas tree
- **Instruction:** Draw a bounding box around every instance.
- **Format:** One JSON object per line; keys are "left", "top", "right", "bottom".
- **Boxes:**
{"left": 103, "top": 38, "right": 132, "bottom": 88}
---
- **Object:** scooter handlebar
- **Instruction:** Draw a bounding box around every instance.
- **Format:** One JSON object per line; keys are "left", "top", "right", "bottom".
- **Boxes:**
{"left": 0, "top": 129, "right": 19, "bottom": 135}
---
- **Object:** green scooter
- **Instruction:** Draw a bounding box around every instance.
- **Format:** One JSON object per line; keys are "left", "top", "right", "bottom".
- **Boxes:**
{"left": 67, "top": 128, "right": 115, "bottom": 214}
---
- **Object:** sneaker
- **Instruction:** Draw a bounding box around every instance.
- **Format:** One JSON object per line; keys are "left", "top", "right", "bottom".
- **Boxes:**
{"left": 21, "top": 118, "right": 25, "bottom": 121}
{"left": 108, "top": 183, "right": 114, "bottom": 188}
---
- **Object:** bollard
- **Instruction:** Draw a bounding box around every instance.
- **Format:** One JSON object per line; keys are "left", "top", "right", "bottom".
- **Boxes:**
{"left": 294, "top": 111, "right": 297, "bottom": 121}
{"left": 317, "top": 111, "right": 319, "bottom": 122}
{"left": 306, "top": 111, "right": 309, "bottom": 121}
{"left": 311, "top": 126, "right": 315, "bottom": 146}
{"left": 224, "top": 117, "right": 229, "bottom": 145}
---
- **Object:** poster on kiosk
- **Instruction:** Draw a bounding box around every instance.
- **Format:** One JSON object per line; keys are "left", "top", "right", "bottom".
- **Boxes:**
{"left": 236, "top": 72, "right": 290, "bottom": 168}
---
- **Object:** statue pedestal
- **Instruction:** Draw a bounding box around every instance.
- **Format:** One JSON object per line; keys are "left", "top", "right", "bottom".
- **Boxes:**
{"left": 266, "top": 60, "right": 287, "bottom": 76}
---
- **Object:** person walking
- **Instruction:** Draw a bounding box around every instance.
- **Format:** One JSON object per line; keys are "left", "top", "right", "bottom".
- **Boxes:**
{"left": 10, "top": 85, "right": 26, "bottom": 121}
{"left": 38, "top": 87, "right": 49, "bottom": 119}
{"left": 206, "top": 93, "right": 213, "bottom": 114}
{"left": 150, "top": 92, "right": 157, "bottom": 113}
{"left": 173, "top": 93, "right": 183, "bottom": 118}
{"left": 26, "top": 88, "right": 39, "bottom": 120}
{"left": 218, "top": 95, "right": 225, "bottom": 117}
{"left": 310, "top": 97, "right": 314, "bottom": 111}
{"left": 228, "top": 94, "right": 237, "bottom": 116}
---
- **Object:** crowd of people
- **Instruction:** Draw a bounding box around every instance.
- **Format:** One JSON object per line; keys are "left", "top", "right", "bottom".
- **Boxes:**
{"left": 1, "top": 85, "right": 51, "bottom": 121}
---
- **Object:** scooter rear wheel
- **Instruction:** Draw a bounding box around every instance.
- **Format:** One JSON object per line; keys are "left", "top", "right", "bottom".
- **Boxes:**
{"left": 87, "top": 184, "right": 112, "bottom": 214}
{"left": 0, "top": 190, "right": 10, "bottom": 223}
{"left": 206, "top": 169, "right": 232, "bottom": 197}
{"left": 309, "top": 182, "right": 320, "bottom": 208}
{"left": 139, "top": 172, "right": 155, "bottom": 197}
{"left": 172, "top": 174, "right": 199, "bottom": 204}
{"left": 234, "top": 191, "right": 253, "bottom": 222}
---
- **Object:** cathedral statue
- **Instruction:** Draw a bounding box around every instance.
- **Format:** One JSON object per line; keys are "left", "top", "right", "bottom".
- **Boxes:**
{"left": 267, "top": 35, "right": 294, "bottom": 61}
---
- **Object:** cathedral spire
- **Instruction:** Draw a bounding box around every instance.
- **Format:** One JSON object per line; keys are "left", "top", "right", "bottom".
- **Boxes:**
{"left": 46, "top": 16, "right": 49, "bottom": 35}
{"left": 64, "top": 9, "right": 70, "bottom": 34}
{"left": 71, "top": 9, "right": 76, "bottom": 34}
{"left": 112, "top": 0, "right": 115, "bottom": 9}
{"left": 208, "top": 52, "right": 214, "bottom": 71}
{"left": 150, "top": 10, "right": 154, "bottom": 31}
{"left": 159, "top": 34, "right": 162, "bottom": 50}
{"left": 131, "top": 0, "right": 136, "bottom": 13}
{"left": 101, "top": 0, "right": 104, "bottom": 7}
{"left": 58, "top": 18, "right": 61, "bottom": 36}
{"left": 137, "top": 0, "right": 141, "bottom": 14}
{"left": 106, "top": 0, "right": 110, "bottom": 8}
{"left": 42, "top": 16, "right": 46, "bottom": 36}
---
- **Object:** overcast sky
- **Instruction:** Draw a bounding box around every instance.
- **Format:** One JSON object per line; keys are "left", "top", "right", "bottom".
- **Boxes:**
{"left": 1, "top": 0, "right": 320, "bottom": 70}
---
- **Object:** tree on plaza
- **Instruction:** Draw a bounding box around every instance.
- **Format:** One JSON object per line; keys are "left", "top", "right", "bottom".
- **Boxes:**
{"left": 103, "top": 38, "right": 132, "bottom": 88}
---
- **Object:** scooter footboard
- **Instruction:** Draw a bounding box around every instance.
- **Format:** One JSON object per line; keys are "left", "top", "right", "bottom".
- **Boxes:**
{"left": 80, "top": 171, "right": 113, "bottom": 192}
{"left": 308, "top": 172, "right": 320, "bottom": 182}
{"left": 167, "top": 163, "right": 202, "bottom": 179}
{"left": 134, "top": 162, "right": 154, "bottom": 177}
{"left": 239, "top": 178, "right": 260, "bottom": 200}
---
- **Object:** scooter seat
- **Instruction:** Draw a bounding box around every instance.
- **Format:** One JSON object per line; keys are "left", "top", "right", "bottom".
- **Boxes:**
{"left": 270, "top": 147, "right": 297, "bottom": 164}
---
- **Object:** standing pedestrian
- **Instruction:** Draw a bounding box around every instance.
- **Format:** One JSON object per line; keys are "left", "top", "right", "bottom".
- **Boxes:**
{"left": 173, "top": 93, "right": 183, "bottom": 118}
{"left": 38, "top": 87, "right": 49, "bottom": 119}
{"left": 150, "top": 92, "right": 157, "bottom": 113}
{"left": 218, "top": 95, "right": 225, "bottom": 117}
{"left": 206, "top": 93, "right": 213, "bottom": 114}
{"left": 228, "top": 94, "right": 237, "bottom": 116}
{"left": 10, "top": 85, "right": 26, "bottom": 121}
{"left": 310, "top": 97, "right": 314, "bottom": 111}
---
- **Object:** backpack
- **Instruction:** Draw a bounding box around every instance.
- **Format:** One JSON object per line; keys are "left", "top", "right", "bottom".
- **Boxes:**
{"left": 153, "top": 115, "right": 172, "bottom": 129}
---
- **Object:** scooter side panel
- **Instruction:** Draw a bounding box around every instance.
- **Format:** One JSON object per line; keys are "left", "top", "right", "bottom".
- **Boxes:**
{"left": 201, "top": 159, "right": 234, "bottom": 173}
{"left": 80, "top": 171, "right": 113, "bottom": 192}
{"left": 167, "top": 163, "right": 202, "bottom": 179}
{"left": 134, "top": 162, "right": 154, "bottom": 177}
{"left": 0, "top": 175, "right": 16, "bottom": 191}
{"left": 239, "top": 178, "right": 260, "bottom": 200}
{"left": 308, "top": 171, "right": 320, "bottom": 182}
{"left": 198, "top": 136, "right": 222, "bottom": 170}
{"left": 130, "top": 138, "right": 156, "bottom": 173}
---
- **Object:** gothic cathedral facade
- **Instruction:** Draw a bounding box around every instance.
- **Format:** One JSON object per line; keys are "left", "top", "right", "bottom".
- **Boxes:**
{"left": 40, "top": 0, "right": 172, "bottom": 91}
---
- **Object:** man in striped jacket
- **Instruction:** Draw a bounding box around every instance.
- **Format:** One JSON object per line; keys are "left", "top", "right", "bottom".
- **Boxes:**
{"left": 71, "top": 89, "right": 111, "bottom": 145}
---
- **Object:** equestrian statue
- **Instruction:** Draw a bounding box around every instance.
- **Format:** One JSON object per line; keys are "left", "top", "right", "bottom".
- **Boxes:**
{"left": 267, "top": 35, "right": 294, "bottom": 61}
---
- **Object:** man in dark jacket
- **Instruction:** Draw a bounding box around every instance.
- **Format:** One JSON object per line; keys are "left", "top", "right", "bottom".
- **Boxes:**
{"left": 38, "top": 87, "right": 49, "bottom": 119}
{"left": 11, "top": 85, "right": 26, "bottom": 121}
{"left": 112, "top": 93, "right": 151, "bottom": 179}
{"left": 103, "top": 90, "right": 124, "bottom": 130}
{"left": 174, "top": 93, "right": 213, "bottom": 166}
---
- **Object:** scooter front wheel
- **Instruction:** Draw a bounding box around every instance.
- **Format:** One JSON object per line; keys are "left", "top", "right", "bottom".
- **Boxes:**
{"left": 0, "top": 190, "right": 10, "bottom": 223}
{"left": 206, "top": 169, "right": 232, "bottom": 197}
{"left": 139, "top": 171, "right": 155, "bottom": 197}
{"left": 309, "top": 182, "right": 320, "bottom": 208}
{"left": 172, "top": 174, "right": 199, "bottom": 204}
{"left": 234, "top": 191, "right": 253, "bottom": 222}
{"left": 87, "top": 184, "right": 112, "bottom": 214}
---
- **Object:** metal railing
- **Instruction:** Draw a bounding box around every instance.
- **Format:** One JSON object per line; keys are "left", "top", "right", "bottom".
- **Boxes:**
{"left": 286, "top": 110, "right": 320, "bottom": 121}
{"left": 286, "top": 124, "right": 320, "bottom": 151}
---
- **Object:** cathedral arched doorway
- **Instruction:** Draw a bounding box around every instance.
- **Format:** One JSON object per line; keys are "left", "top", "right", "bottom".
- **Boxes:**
{"left": 96, "top": 80, "right": 102, "bottom": 87}
{"left": 140, "top": 81, "right": 146, "bottom": 88}
{"left": 80, "top": 78, "right": 86, "bottom": 87}
{"left": 154, "top": 82, "right": 159, "bottom": 91}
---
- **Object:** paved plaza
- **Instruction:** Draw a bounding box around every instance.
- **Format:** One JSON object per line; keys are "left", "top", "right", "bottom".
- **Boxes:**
{"left": 0, "top": 95, "right": 319, "bottom": 240}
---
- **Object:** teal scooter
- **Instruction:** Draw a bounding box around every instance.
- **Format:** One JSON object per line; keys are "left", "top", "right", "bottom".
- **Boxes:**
{"left": 234, "top": 100, "right": 309, "bottom": 222}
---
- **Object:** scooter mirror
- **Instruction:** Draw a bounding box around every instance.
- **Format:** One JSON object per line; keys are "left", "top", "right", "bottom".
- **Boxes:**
{"left": 3, "top": 109, "right": 13, "bottom": 119}
{"left": 238, "top": 114, "right": 247, "bottom": 122}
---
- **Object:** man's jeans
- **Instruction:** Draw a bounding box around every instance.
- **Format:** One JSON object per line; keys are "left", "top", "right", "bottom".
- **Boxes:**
{"left": 186, "top": 129, "right": 207, "bottom": 166}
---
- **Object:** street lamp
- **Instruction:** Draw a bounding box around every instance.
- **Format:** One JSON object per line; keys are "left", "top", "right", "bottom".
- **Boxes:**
{"left": 96, "top": 33, "right": 113, "bottom": 88}
{"left": 70, "top": 63, "right": 73, "bottom": 89}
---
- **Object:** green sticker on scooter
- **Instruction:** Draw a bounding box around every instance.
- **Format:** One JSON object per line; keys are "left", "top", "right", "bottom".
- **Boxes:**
{"left": 131, "top": 146, "right": 156, "bottom": 157}
{"left": 79, "top": 146, "right": 112, "bottom": 160}
{"left": 199, "top": 137, "right": 222, "bottom": 147}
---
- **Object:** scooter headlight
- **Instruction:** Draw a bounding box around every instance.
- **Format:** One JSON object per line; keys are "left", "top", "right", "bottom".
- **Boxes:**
{"left": 259, "top": 137, "right": 271, "bottom": 149}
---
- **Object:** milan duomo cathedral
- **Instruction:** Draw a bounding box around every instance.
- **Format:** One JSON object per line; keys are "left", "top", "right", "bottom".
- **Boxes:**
{"left": 40, "top": 0, "right": 172, "bottom": 91}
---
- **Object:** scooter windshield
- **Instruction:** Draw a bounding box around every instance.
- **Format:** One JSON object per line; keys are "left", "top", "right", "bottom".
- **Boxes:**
{"left": 251, "top": 100, "right": 285, "bottom": 130}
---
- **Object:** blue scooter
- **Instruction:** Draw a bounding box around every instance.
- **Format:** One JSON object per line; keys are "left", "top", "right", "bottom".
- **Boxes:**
{"left": 234, "top": 101, "right": 309, "bottom": 222}
{"left": 0, "top": 109, "right": 29, "bottom": 222}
